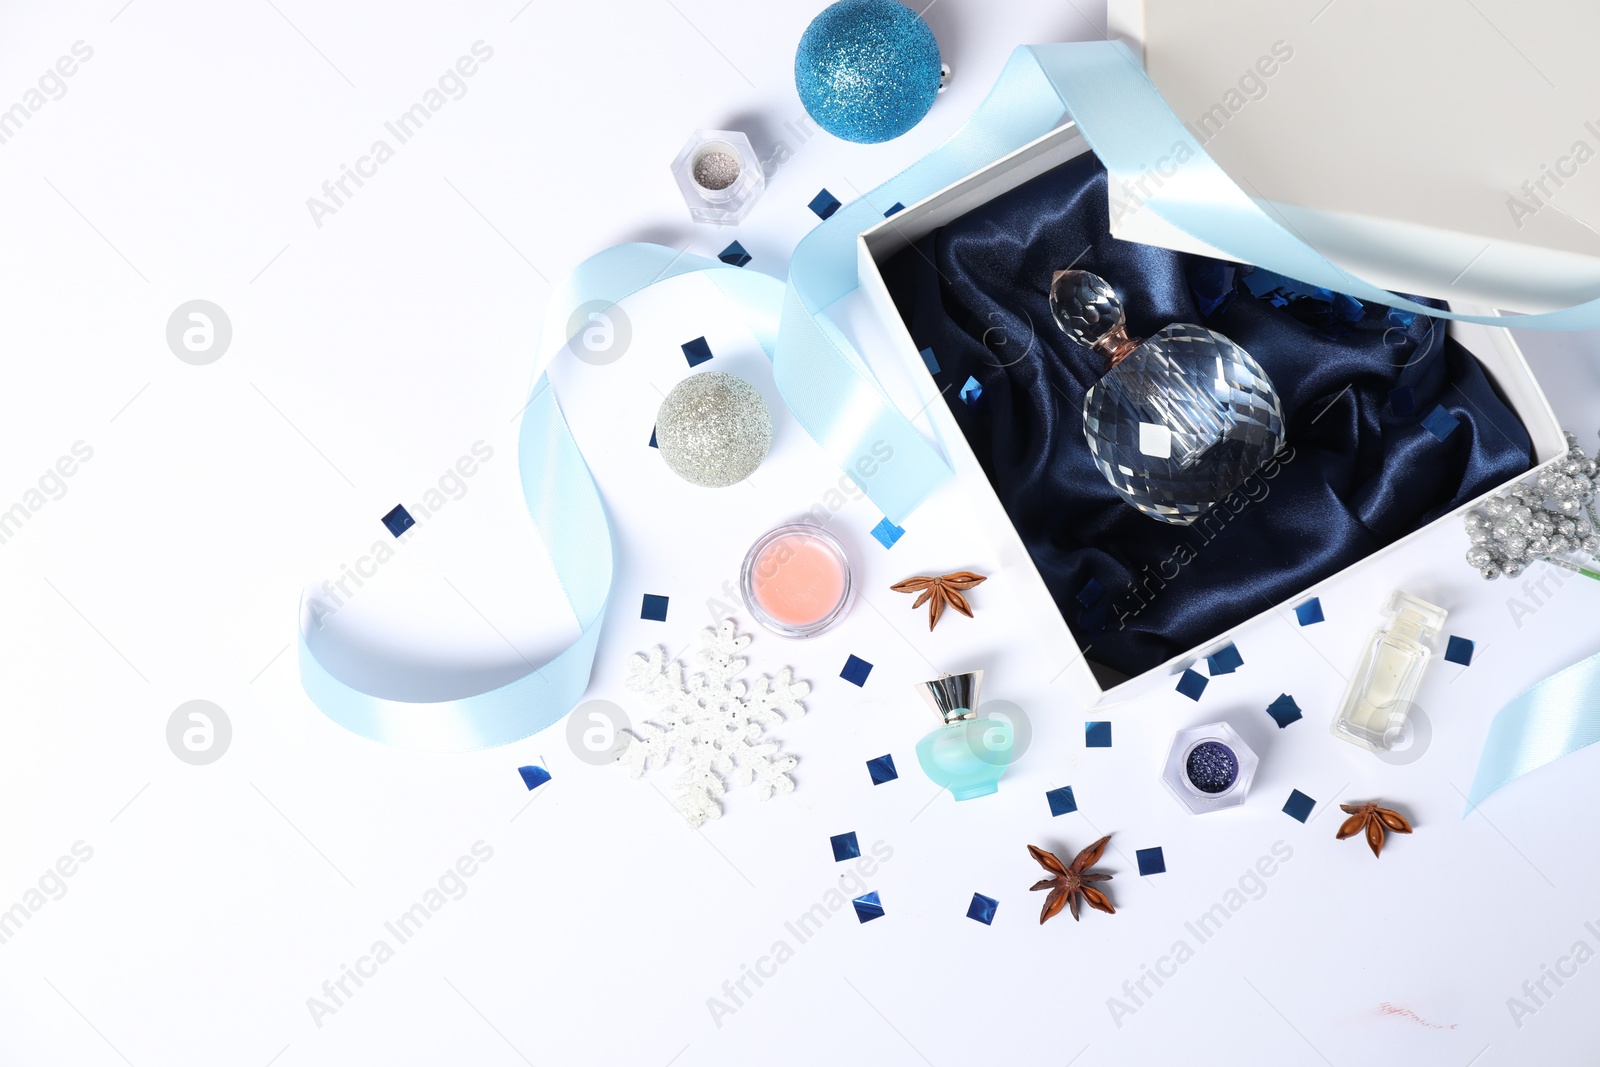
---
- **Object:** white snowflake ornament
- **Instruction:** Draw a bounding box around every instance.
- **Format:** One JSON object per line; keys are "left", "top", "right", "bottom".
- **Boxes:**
{"left": 619, "top": 619, "right": 810, "bottom": 827}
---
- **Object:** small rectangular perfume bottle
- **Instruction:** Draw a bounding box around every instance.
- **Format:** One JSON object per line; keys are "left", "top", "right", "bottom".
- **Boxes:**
{"left": 1330, "top": 591, "right": 1447, "bottom": 752}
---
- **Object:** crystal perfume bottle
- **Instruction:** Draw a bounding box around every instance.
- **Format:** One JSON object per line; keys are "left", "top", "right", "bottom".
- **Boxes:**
{"left": 1330, "top": 591, "right": 1448, "bottom": 753}
{"left": 1049, "top": 269, "right": 1287, "bottom": 525}
{"left": 911, "top": 671, "right": 1013, "bottom": 800}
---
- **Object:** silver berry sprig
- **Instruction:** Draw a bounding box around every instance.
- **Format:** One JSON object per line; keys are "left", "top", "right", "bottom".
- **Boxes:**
{"left": 1463, "top": 431, "right": 1600, "bottom": 581}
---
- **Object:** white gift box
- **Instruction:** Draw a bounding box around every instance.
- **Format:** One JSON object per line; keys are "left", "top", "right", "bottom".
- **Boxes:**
{"left": 850, "top": 119, "right": 1567, "bottom": 709}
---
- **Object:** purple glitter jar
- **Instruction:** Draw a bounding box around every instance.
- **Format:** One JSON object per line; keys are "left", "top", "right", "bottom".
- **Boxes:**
{"left": 1161, "top": 723, "right": 1258, "bottom": 814}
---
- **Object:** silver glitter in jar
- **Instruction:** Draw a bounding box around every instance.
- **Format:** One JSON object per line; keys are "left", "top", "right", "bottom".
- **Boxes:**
{"left": 655, "top": 371, "right": 773, "bottom": 488}
{"left": 692, "top": 149, "right": 741, "bottom": 192}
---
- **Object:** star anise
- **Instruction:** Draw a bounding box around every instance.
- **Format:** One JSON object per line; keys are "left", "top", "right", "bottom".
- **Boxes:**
{"left": 1336, "top": 801, "right": 1414, "bottom": 858}
{"left": 889, "top": 570, "right": 987, "bottom": 630}
{"left": 1028, "top": 836, "right": 1115, "bottom": 924}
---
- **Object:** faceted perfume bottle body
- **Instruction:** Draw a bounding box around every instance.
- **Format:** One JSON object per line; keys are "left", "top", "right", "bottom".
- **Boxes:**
{"left": 1331, "top": 591, "right": 1447, "bottom": 752}
{"left": 915, "top": 719, "right": 1013, "bottom": 801}
{"left": 1051, "top": 270, "right": 1286, "bottom": 525}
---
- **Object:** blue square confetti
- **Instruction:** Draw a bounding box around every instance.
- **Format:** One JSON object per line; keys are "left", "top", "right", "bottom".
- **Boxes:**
{"left": 852, "top": 891, "right": 884, "bottom": 923}
{"left": 1085, "top": 721, "right": 1112, "bottom": 748}
{"left": 808, "top": 189, "right": 841, "bottom": 220}
{"left": 840, "top": 654, "right": 873, "bottom": 687}
{"left": 1076, "top": 577, "right": 1105, "bottom": 608}
{"left": 1388, "top": 385, "right": 1417, "bottom": 417}
{"left": 1177, "top": 668, "right": 1208, "bottom": 701}
{"left": 717, "top": 240, "right": 751, "bottom": 268}
{"left": 517, "top": 765, "right": 551, "bottom": 791}
{"left": 919, "top": 346, "right": 940, "bottom": 374}
{"left": 1333, "top": 293, "right": 1364, "bottom": 321}
{"left": 381, "top": 504, "right": 415, "bottom": 538}
{"left": 1046, "top": 785, "right": 1078, "bottom": 816}
{"left": 1295, "top": 597, "right": 1324, "bottom": 626}
{"left": 1207, "top": 642, "right": 1244, "bottom": 675}
{"left": 1445, "top": 635, "right": 1475, "bottom": 666}
{"left": 1080, "top": 601, "right": 1108, "bottom": 632}
{"left": 640, "top": 594, "right": 669, "bottom": 622}
{"left": 1136, "top": 847, "right": 1166, "bottom": 876}
{"left": 870, "top": 517, "right": 904, "bottom": 549}
{"left": 966, "top": 893, "right": 998, "bottom": 925}
{"left": 884, "top": 202, "right": 905, "bottom": 217}
{"left": 830, "top": 832, "right": 860, "bottom": 862}
{"left": 681, "top": 336, "right": 713, "bottom": 368}
{"left": 866, "top": 754, "right": 898, "bottom": 785}
{"left": 648, "top": 426, "right": 658, "bottom": 448}
{"left": 960, "top": 375, "right": 983, "bottom": 404}
{"left": 1422, "top": 404, "right": 1460, "bottom": 442}
{"left": 1266, "top": 693, "right": 1303, "bottom": 729}
{"left": 1283, "top": 789, "right": 1316, "bottom": 823}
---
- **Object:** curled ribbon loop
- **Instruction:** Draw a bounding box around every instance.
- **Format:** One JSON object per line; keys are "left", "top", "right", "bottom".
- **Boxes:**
{"left": 299, "top": 247, "right": 783, "bottom": 750}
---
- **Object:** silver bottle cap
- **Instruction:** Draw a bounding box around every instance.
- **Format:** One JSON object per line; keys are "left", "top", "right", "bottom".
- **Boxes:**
{"left": 914, "top": 671, "right": 984, "bottom": 725}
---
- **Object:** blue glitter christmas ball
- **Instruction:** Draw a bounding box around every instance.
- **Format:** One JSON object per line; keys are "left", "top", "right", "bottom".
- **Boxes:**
{"left": 794, "top": 0, "right": 942, "bottom": 144}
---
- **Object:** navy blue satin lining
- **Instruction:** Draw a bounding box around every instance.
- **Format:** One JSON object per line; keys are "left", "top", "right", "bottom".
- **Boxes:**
{"left": 880, "top": 153, "right": 1532, "bottom": 678}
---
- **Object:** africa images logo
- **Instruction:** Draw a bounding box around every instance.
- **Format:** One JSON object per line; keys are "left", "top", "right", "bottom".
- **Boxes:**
{"left": 305, "top": 42, "right": 494, "bottom": 228}
{"left": 305, "top": 841, "right": 494, "bottom": 1028}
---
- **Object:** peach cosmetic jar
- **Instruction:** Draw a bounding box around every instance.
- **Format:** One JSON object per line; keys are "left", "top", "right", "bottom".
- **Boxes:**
{"left": 740, "top": 523, "right": 854, "bottom": 638}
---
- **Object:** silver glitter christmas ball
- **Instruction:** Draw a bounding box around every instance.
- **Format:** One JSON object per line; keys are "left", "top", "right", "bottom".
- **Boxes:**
{"left": 654, "top": 371, "right": 773, "bottom": 488}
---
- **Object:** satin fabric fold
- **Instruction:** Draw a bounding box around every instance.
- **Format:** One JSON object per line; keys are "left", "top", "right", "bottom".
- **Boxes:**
{"left": 880, "top": 152, "right": 1532, "bottom": 677}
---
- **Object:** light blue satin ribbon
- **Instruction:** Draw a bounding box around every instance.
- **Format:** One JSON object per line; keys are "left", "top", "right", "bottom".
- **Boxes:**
{"left": 773, "top": 41, "right": 1600, "bottom": 525}
{"left": 1026, "top": 41, "right": 1600, "bottom": 330}
{"left": 1465, "top": 648, "right": 1600, "bottom": 812}
{"left": 299, "top": 246, "right": 783, "bottom": 750}
{"left": 775, "top": 47, "right": 1079, "bottom": 520}
{"left": 302, "top": 40, "right": 1600, "bottom": 750}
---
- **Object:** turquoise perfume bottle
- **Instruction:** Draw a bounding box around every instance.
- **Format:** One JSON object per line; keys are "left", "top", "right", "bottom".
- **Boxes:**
{"left": 912, "top": 671, "right": 1014, "bottom": 800}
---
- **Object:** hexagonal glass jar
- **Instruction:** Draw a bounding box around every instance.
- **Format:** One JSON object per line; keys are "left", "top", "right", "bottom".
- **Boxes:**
{"left": 670, "top": 130, "right": 764, "bottom": 225}
{"left": 1161, "top": 721, "right": 1259, "bottom": 814}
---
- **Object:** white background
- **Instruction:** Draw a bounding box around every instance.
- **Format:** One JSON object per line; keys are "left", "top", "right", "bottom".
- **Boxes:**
{"left": 4, "top": 1, "right": 1600, "bottom": 1065}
